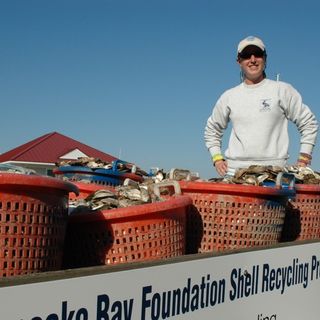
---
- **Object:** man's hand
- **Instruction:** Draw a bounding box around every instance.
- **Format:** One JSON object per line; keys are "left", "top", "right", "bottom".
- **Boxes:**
{"left": 214, "top": 159, "right": 228, "bottom": 176}
{"left": 296, "top": 161, "right": 308, "bottom": 167}
{"left": 296, "top": 153, "right": 312, "bottom": 167}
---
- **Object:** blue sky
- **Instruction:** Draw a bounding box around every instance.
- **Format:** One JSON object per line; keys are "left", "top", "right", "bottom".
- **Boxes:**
{"left": 1, "top": 0, "right": 319, "bottom": 179}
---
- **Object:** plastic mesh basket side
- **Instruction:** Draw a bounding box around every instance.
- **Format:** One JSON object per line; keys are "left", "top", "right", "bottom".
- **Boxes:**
{"left": 63, "top": 195, "right": 191, "bottom": 268}
{"left": 179, "top": 181, "right": 292, "bottom": 254}
{"left": 0, "top": 174, "right": 78, "bottom": 277}
{"left": 281, "top": 185, "right": 320, "bottom": 241}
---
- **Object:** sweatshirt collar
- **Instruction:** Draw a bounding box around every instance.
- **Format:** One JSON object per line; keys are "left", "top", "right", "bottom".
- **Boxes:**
{"left": 242, "top": 78, "right": 268, "bottom": 89}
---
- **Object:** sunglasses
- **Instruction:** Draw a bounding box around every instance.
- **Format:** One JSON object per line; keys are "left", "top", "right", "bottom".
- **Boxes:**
{"left": 238, "top": 48, "right": 265, "bottom": 60}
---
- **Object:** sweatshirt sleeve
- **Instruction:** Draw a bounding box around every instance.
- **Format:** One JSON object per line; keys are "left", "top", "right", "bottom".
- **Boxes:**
{"left": 204, "top": 94, "right": 230, "bottom": 157}
{"left": 280, "top": 83, "right": 318, "bottom": 155}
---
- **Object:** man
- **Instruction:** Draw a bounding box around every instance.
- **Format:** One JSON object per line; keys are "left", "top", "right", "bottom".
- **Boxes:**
{"left": 204, "top": 36, "right": 318, "bottom": 177}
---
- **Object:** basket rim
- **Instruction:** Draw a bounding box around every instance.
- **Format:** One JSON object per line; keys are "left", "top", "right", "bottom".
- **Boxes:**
{"left": 53, "top": 166, "right": 143, "bottom": 181}
{"left": 0, "top": 172, "right": 79, "bottom": 195}
{"left": 71, "top": 181, "right": 113, "bottom": 192}
{"left": 68, "top": 195, "right": 192, "bottom": 223}
{"left": 179, "top": 180, "right": 295, "bottom": 197}
{"left": 295, "top": 183, "right": 320, "bottom": 193}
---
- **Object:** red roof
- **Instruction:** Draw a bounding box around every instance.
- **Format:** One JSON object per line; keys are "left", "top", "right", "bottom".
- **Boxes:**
{"left": 0, "top": 132, "right": 118, "bottom": 164}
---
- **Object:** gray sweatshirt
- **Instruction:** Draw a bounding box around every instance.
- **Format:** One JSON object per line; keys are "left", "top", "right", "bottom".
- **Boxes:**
{"left": 204, "top": 78, "right": 318, "bottom": 171}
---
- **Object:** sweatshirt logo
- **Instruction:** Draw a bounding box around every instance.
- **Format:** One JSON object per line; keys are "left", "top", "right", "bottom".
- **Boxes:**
{"left": 260, "top": 99, "right": 272, "bottom": 112}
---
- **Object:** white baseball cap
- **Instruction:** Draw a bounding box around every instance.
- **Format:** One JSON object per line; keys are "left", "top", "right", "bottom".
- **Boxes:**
{"left": 237, "top": 36, "right": 266, "bottom": 54}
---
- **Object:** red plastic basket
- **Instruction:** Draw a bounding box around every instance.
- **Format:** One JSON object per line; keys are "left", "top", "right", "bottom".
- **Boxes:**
{"left": 179, "top": 181, "right": 294, "bottom": 254}
{"left": 0, "top": 173, "right": 78, "bottom": 277}
{"left": 62, "top": 195, "right": 192, "bottom": 268}
{"left": 281, "top": 184, "right": 320, "bottom": 241}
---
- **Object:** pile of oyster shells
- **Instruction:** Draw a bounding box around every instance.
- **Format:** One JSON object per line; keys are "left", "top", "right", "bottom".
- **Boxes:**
{"left": 0, "top": 163, "right": 36, "bottom": 175}
{"left": 69, "top": 179, "right": 163, "bottom": 215}
{"left": 210, "top": 165, "right": 320, "bottom": 186}
{"left": 68, "top": 167, "right": 200, "bottom": 215}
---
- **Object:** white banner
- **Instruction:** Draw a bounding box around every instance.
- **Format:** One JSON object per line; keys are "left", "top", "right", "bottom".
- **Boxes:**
{"left": 1, "top": 241, "right": 320, "bottom": 319}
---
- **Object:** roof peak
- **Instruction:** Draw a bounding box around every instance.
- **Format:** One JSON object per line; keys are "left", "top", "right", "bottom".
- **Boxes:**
{"left": 0, "top": 131, "right": 117, "bottom": 164}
